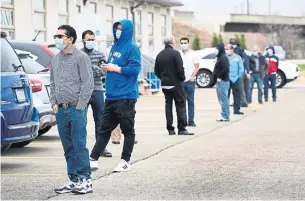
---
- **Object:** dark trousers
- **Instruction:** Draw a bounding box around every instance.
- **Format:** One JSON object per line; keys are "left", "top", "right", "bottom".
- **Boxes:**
{"left": 183, "top": 81, "right": 195, "bottom": 123}
{"left": 90, "top": 99, "right": 136, "bottom": 162}
{"left": 56, "top": 107, "right": 91, "bottom": 182}
{"left": 162, "top": 85, "right": 187, "bottom": 132}
{"left": 264, "top": 74, "right": 277, "bottom": 101}
{"left": 88, "top": 90, "right": 104, "bottom": 140}
{"left": 228, "top": 78, "right": 241, "bottom": 113}
{"left": 241, "top": 75, "right": 249, "bottom": 105}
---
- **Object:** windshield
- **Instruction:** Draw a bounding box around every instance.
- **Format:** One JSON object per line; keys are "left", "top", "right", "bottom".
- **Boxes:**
{"left": 20, "top": 57, "right": 46, "bottom": 74}
{"left": 1, "top": 38, "right": 22, "bottom": 72}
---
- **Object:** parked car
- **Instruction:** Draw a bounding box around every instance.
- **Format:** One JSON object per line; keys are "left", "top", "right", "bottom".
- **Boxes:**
{"left": 9, "top": 40, "right": 56, "bottom": 69}
{"left": 195, "top": 48, "right": 299, "bottom": 88}
{"left": 1, "top": 32, "right": 40, "bottom": 152}
{"left": 15, "top": 49, "right": 57, "bottom": 136}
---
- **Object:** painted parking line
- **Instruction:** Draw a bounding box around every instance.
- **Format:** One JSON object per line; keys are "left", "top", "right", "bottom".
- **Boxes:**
{"left": 1, "top": 156, "right": 64, "bottom": 159}
{"left": 1, "top": 173, "right": 62, "bottom": 176}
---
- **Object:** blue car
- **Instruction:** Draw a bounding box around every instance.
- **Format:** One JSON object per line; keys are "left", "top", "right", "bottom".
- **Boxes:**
{"left": 1, "top": 32, "right": 40, "bottom": 152}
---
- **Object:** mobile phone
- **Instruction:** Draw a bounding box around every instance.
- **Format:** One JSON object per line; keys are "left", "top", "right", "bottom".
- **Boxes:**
{"left": 98, "top": 59, "right": 108, "bottom": 65}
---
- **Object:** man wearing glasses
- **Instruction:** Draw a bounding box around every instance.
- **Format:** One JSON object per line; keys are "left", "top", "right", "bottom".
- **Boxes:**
{"left": 50, "top": 25, "right": 94, "bottom": 194}
{"left": 179, "top": 37, "right": 200, "bottom": 127}
{"left": 80, "top": 30, "right": 112, "bottom": 158}
{"left": 89, "top": 20, "right": 141, "bottom": 172}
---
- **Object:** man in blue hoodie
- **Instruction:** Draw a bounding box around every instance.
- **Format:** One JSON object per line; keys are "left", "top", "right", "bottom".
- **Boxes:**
{"left": 89, "top": 20, "right": 141, "bottom": 172}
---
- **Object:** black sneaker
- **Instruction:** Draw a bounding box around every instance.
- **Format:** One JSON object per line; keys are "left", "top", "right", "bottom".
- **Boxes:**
{"left": 54, "top": 180, "right": 78, "bottom": 194}
{"left": 101, "top": 149, "right": 112, "bottom": 157}
{"left": 168, "top": 130, "right": 176, "bottom": 135}
{"left": 71, "top": 178, "right": 93, "bottom": 195}
{"left": 187, "top": 121, "right": 196, "bottom": 127}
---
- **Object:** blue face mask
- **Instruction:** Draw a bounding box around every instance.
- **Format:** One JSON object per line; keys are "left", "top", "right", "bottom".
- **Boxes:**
{"left": 85, "top": 41, "right": 96, "bottom": 50}
{"left": 225, "top": 50, "right": 231, "bottom": 56}
{"left": 116, "top": 30, "right": 122, "bottom": 40}
{"left": 55, "top": 38, "right": 66, "bottom": 51}
{"left": 181, "top": 44, "right": 189, "bottom": 51}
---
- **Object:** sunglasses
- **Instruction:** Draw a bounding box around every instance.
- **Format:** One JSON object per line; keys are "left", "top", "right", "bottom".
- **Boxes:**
{"left": 86, "top": 39, "right": 95, "bottom": 41}
{"left": 53, "top": 34, "right": 67, "bottom": 39}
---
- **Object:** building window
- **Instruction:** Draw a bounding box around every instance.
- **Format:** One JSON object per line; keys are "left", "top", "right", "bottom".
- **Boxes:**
{"left": 161, "top": 14, "right": 166, "bottom": 37}
{"left": 1, "top": 0, "right": 14, "bottom": 39}
{"left": 88, "top": 2, "right": 97, "bottom": 14}
{"left": 105, "top": 5, "right": 114, "bottom": 36}
{"left": 76, "top": 0, "right": 81, "bottom": 13}
{"left": 148, "top": 12, "right": 154, "bottom": 36}
{"left": 121, "top": 7, "right": 128, "bottom": 20}
{"left": 33, "top": 0, "right": 46, "bottom": 42}
{"left": 58, "top": 0, "right": 69, "bottom": 25}
{"left": 135, "top": 10, "right": 142, "bottom": 36}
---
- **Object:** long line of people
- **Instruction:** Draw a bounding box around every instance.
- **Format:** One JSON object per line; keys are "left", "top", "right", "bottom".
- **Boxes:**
{"left": 213, "top": 38, "right": 279, "bottom": 121}
{"left": 50, "top": 17, "right": 279, "bottom": 195}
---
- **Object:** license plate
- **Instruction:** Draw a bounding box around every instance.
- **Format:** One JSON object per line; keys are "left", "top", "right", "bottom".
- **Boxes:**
{"left": 15, "top": 88, "right": 26, "bottom": 102}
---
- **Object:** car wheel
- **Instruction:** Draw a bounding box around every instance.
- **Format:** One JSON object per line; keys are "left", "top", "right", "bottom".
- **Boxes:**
{"left": 1, "top": 144, "right": 11, "bottom": 153}
{"left": 276, "top": 70, "right": 286, "bottom": 88}
{"left": 196, "top": 70, "right": 213, "bottom": 88}
{"left": 11, "top": 140, "right": 32, "bottom": 148}
{"left": 38, "top": 126, "right": 52, "bottom": 136}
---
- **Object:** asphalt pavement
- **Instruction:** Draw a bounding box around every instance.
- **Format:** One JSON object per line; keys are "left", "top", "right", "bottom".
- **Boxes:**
{"left": 1, "top": 82, "right": 305, "bottom": 200}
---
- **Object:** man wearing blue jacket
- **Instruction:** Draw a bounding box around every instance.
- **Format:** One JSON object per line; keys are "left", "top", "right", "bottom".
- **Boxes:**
{"left": 226, "top": 44, "right": 245, "bottom": 115}
{"left": 89, "top": 20, "right": 141, "bottom": 172}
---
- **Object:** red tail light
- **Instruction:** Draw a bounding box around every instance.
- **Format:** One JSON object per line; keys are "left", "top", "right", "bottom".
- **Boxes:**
{"left": 29, "top": 78, "right": 42, "bottom": 93}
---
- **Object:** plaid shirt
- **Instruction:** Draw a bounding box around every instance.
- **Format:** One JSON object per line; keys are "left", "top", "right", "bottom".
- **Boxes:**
{"left": 81, "top": 48, "right": 106, "bottom": 91}
{"left": 50, "top": 45, "right": 94, "bottom": 110}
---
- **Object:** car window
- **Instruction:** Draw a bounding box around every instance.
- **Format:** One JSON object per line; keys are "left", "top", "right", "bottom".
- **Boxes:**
{"left": 202, "top": 53, "right": 216, "bottom": 59}
{"left": 1, "top": 38, "right": 22, "bottom": 72}
{"left": 20, "top": 57, "right": 46, "bottom": 74}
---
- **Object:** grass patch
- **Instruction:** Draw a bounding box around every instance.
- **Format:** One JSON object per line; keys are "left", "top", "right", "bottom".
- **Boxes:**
{"left": 299, "top": 64, "right": 305, "bottom": 71}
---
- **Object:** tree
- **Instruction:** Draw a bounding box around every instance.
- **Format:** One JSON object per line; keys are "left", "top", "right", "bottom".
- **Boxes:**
{"left": 235, "top": 34, "right": 241, "bottom": 43}
{"left": 211, "top": 32, "right": 218, "bottom": 47}
{"left": 240, "top": 34, "right": 247, "bottom": 49}
{"left": 218, "top": 33, "right": 223, "bottom": 43}
{"left": 192, "top": 35, "right": 201, "bottom": 50}
{"left": 259, "top": 24, "right": 305, "bottom": 59}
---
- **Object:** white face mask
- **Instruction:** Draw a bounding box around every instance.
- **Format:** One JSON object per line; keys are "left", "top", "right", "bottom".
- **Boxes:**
{"left": 267, "top": 49, "right": 273, "bottom": 56}
{"left": 85, "top": 41, "right": 96, "bottom": 50}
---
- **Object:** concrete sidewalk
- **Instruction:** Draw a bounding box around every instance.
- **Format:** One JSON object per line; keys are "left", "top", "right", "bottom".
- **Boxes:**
{"left": 50, "top": 87, "right": 305, "bottom": 200}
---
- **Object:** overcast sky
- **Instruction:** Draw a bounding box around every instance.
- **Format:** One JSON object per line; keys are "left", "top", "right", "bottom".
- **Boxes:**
{"left": 179, "top": 0, "right": 305, "bottom": 16}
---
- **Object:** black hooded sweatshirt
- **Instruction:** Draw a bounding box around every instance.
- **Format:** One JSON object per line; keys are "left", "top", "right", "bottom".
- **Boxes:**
{"left": 213, "top": 43, "right": 230, "bottom": 81}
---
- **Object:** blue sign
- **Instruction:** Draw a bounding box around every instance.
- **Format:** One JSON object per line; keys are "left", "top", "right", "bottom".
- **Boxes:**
{"left": 95, "top": 30, "right": 100, "bottom": 36}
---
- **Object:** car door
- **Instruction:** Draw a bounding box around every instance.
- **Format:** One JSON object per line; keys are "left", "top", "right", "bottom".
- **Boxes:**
{"left": 0, "top": 37, "right": 34, "bottom": 126}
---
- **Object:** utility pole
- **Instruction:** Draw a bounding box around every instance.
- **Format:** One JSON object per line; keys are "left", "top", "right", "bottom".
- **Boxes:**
{"left": 247, "top": 0, "right": 250, "bottom": 15}
{"left": 130, "top": 0, "right": 145, "bottom": 41}
{"left": 269, "top": 0, "right": 271, "bottom": 15}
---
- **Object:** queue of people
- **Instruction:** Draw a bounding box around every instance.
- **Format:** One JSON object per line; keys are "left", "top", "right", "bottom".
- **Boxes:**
{"left": 49, "top": 19, "right": 279, "bottom": 195}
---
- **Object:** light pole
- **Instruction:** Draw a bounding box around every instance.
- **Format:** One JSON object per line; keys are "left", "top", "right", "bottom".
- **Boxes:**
{"left": 130, "top": 0, "right": 145, "bottom": 41}
{"left": 269, "top": 0, "right": 271, "bottom": 15}
{"left": 247, "top": 0, "right": 250, "bottom": 15}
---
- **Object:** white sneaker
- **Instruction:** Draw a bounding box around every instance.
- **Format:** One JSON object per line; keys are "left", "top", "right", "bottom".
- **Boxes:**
{"left": 90, "top": 158, "right": 98, "bottom": 171}
{"left": 113, "top": 159, "right": 131, "bottom": 172}
{"left": 216, "top": 117, "right": 230, "bottom": 122}
{"left": 54, "top": 179, "right": 79, "bottom": 194}
{"left": 71, "top": 178, "right": 93, "bottom": 194}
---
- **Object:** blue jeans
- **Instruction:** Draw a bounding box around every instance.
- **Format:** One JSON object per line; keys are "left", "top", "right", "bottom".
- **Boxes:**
{"left": 264, "top": 74, "right": 277, "bottom": 101}
{"left": 88, "top": 90, "right": 105, "bottom": 140}
{"left": 183, "top": 81, "right": 195, "bottom": 122}
{"left": 228, "top": 78, "right": 241, "bottom": 113}
{"left": 216, "top": 81, "right": 230, "bottom": 120}
{"left": 248, "top": 73, "right": 263, "bottom": 103}
{"left": 56, "top": 107, "right": 91, "bottom": 182}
